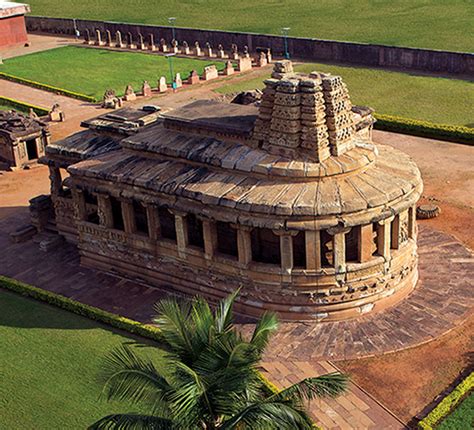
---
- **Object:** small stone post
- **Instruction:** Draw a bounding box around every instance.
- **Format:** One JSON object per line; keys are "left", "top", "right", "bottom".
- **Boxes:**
{"left": 158, "top": 76, "right": 168, "bottom": 92}
{"left": 148, "top": 34, "right": 156, "bottom": 51}
{"left": 116, "top": 30, "right": 124, "bottom": 48}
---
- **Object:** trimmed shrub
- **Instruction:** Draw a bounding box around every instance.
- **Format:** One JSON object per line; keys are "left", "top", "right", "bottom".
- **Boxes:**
{"left": 374, "top": 114, "right": 474, "bottom": 145}
{"left": 418, "top": 371, "right": 474, "bottom": 430}
{"left": 0, "top": 72, "right": 97, "bottom": 103}
{"left": 0, "top": 96, "right": 49, "bottom": 116}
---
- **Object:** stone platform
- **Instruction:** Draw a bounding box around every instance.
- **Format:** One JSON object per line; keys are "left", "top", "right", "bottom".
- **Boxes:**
{"left": 0, "top": 214, "right": 472, "bottom": 361}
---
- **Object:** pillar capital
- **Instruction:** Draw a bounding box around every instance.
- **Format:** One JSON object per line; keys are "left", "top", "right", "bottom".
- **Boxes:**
{"left": 377, "top": 216, "right": 395, "bottom": 226}
{"left": 327, "top": 225, "right": 351, "bottom": 236}
{"left": 272, "top": 229, "right": 300, "bottom": 237}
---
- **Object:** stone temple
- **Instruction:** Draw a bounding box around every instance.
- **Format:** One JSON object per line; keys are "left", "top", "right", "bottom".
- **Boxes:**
{"left": 35, "top": 61, "right": 423, "bottom": 321}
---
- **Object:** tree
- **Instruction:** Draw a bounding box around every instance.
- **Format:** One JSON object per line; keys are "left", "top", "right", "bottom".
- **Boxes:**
{"left": 90, "top": 291, "right": 348, "bottom": 429}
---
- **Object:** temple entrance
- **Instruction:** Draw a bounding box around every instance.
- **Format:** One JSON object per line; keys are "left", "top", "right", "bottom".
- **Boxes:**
{"left": 25, "top": 139, "right": 38, "bottom": 161}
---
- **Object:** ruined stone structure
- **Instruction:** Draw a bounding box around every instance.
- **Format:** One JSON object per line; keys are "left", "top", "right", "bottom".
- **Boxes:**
{"left": 0, "top": 110, "right": 50, "bottom": 168}
{"left": 38, "top": 62, "right": 422, "bottom": 321}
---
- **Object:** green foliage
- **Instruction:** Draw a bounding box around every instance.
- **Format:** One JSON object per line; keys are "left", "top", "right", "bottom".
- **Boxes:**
{"left": 0, "top": 71, "right": 97, "bottom": 102}
{"left": 0, "top": 46, "right": 226, "bottom": 101}
{"left": 0, "top": 96, "right": 49, "bottom": 116}
{"left": 418, "top": 372, "right": 474, "bottom": 430}
{"left": 374, "top": 114, "right": 474, "bottom": 145}
{"left": 28, "top": 0, "right": 474, "bottom": 51}
{"left": 436, "top": 392, "right": 474, "bottom": 430}
{"left": 91, "top": 291, "right": 348, "bottom": 428}
{"left": 0, "top": 275, "right": 163, "bottom": 342}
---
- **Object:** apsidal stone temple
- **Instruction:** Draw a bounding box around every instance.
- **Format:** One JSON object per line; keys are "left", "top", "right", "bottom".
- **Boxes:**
{"left": 34, "top": 61, "right": 422, "bottom": 321}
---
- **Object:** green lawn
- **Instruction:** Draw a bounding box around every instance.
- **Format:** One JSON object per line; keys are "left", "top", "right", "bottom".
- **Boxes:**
{"left": 215, "top": 63, "right": 474, "bottom": 127}
{"left": 0, "top": 289, "right": 164, "bottom": 429}
{"left": 437, "top": 392, "right": 474, "bottom": 430}
{"left": 0, "top": 46, "right": 225, "bottom": 100}
{"left": 28, "top": 0, "right": 473, "bottom": 52}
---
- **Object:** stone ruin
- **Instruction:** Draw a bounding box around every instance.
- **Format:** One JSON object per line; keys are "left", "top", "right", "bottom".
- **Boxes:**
{"left": 35, "top": 61, "right": 423, "bottom": 321}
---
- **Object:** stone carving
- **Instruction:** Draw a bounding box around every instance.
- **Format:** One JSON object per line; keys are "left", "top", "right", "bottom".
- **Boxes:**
{"left": 217, "top": 44, "right": 226, "bottom": 58}
{"left": 182, "top": 40, "right": 190, "bottom": 55}
{"left": 188, "top": 70, "right": 200, "bottom": 85}
{"left": 203, "top": 65, "right": 218, "bottom": 80}
{"left": 142, "top": 80, "right": 152, "bottom": 97}
{"left": 138, "top": 33, "right": 145, "bottom": 50}
{"left": 160, "top": 38, "right": 168, "bottom": 52}
{"left": 237, "top": 56, "right": 252, "bottom": 72}
{"left": 105, "top": 30, "right": 113, "bottom": 47}
{"left": 115, "top": 30, "right": 124, "bottom": 48}
{"left": 243, "top": 45, "right": 250, "bottom": 58}
{"left": 193, "top": 41, "right": 202, "bottom": 56}
{"left": 49, "top": 103, "right": 65, "bottom": 122}
{"left": 174, "top": 73, "right": 183, "bottom": 88}
{"left": 127, "top": 32, "right": 136, "bottom": 49}
{"left": 158, "top": 76, "right": 167, "bottom": 92}
{"left": 231, "top": 43, "right": 239, "bottom": 60}
{"left": 95, "top": 29, "right": 102, "bottom": 46}
{"left": 205, "top": 42, "right": 214, "bottom": 57}
{"left": 223, "top": 60, "right": 234, "bottom": 76}
{"left": 83, "top": 29, "right": 92, "bottom": 45}
{"left": 124, "top": 84, "right": 136, "bottom": 101}
{"left": 102, "top": 89, "right": 122, "bottom": 109}
{"left": 257, "top": 51, "right": 268, "bottom": 67}
{"left": 171, "top": 39, "right": 179, "bottom": 53}
{"left": 148, "top": 34, "right": 156, "bottom": 51}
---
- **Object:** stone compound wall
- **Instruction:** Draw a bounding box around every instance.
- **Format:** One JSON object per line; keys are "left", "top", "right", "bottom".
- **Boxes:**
{"left": 26, "top": 16, "right": 474, "bottom": 76}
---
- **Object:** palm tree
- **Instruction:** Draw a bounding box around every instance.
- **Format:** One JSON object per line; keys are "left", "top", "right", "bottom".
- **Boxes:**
{"left": 90, "top": 291, "right": 348, "bottom": 429}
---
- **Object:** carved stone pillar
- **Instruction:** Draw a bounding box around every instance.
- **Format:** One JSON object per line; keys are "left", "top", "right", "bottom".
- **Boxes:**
{"left": 48, "top": 165, "right": 62, "bottom": 196}
{"left": 145, "top": 204, "right": 160, "bottom": 240}
{"left": 327, "top": 226, "right": 351, "bottom": 273}
{"left": 273, "top": 230, "right": 298, "bottom": 274}
{"left": 97, "top": 194, "right": 113, "bottom": 228}
{"left": 376, "top": 218, "right": 393, "bottom": 260}
{"left": 121, "top": 200, "right": 137, "bottom": 234}
{"left": 236, "top": 225, "right": 253, "bottom": 267}
{"left": 391, "top": 215, "right": 400, "bottom": 250}
{"left": 72, "top": 188, "right": 86, "bottom": 221}
{"left": 202, "top": 219, "right": 218, "bottom": 260}
{"left": 305, "top": 230, "right": 321, "bottom": 270}
{"left": 408, "top": 206, "right": 416, "bottom": 239}
{"left": 173, "top": 212, "right": 188, "bottom": 258}
{"left": 358, "top": 224, "right": 374, "bottom": 263}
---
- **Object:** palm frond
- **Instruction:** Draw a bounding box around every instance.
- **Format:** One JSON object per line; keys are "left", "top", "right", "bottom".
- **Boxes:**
{"left": 250, "top": 312, "right": 279, "bottom": 355}
{"left": 272, "top": 373, "right": 349, "bottom": 403}
{"left": 88, "top": 413, "right": 174, "bottom": 430}
{"left": 215, "top": 288, "right": 240, "bottom": 334}
{"left": 220, "top": 400, "right": 314, "bottom": 430}
{"left": 99, "top": 345, "right": 171, "bottom": 411}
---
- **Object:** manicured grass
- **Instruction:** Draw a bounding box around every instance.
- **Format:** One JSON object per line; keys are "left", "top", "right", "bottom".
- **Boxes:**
{"left": 28, "top": 0, "right": 473, "bottom": 52}
{"left": 0, "top": 289, "right": 164, "bottom": 428}
{"left": 0, "top": 103, "right": 24, "bottom": 113}
{"left": 215, "top": 63, "right": 474, "bottom": 127}
{"left": 436, "top": 392, "right": 474, "bottom": 430}
{"left": 0, "top": 46, "right": 225, "bottom": 100}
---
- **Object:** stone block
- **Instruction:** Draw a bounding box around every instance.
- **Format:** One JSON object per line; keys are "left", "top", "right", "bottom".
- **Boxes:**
{"left": 203, "top": 65, "right": 218, "bottom": 80}
{"left": 237, "top": 57, "right": 252, "bottom": 72}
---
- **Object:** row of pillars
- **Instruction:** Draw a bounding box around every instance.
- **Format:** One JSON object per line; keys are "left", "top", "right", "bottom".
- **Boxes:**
{"left": 71, "top": 185, "right": 416, "bottom": 275}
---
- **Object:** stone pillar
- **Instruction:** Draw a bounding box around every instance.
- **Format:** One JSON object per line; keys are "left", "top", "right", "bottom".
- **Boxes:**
{"left": 236, "top": 225, "right": 253, "bottom": 266}
{"left": 72, "top": 188, "right": 86, "bottom": 221}
{"left": 145, "top": 204, "right": 160, "bottom": 240}
{"left": 48, "top": 165, "right": 62, "bottom": 196}
{"left": 376, "top": 218, "right": 392, "bottom": 260}
{"left": 202, "top": 219, "right": 218, "bottom": 260}
{"left": 391, "top": 215, "right": 400, "bottom": 250}
{"left": 358, "top": 224, "right": 374, "bottom": 263}
{"left": 273, "top": 230, "right": 297, "bottom": 274}
{"left": 121, "top": 200, "right": 137, "bottom": 234}
{"left": 408, "top": 206, "right": 416, "bottom": 239}
{"left": 305, "top": 230, "right": 321, "bottom": 270}
{"left": 328, "top": 226, "right": 351, "bottom": 273}
{"left": 173, "top": 212, "right": 188, "bottom": 258}
{"left": 97, "top": 194, "right": 113, "bottom": 228}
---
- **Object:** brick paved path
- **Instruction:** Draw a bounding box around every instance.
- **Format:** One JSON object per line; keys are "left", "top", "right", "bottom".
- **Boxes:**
{"left": 0, "top": 211, "right": 472, "bottom": 428}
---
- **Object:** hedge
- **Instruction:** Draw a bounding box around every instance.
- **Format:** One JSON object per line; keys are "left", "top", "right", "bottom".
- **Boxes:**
{"left": 0, "top": 96, "right": 49, "bottom": 116}
{"left": 0, "top": 72, "right": 97, "bottom": 103}
{"left": 374, "top": 114, "right": 474, "bottom": 145}
{"left": 418, "top": 371, "right": 474, "bottom": 430}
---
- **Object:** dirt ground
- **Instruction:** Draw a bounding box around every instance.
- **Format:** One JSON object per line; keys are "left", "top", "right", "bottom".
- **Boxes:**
{"left": 338, "top": 314, "right": 474, "bottom": 424}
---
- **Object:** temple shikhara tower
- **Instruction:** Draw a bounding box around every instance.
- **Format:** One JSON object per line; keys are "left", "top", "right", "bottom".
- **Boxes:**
{"left": 35, "top": 61, "right": 423, "bottom": 321}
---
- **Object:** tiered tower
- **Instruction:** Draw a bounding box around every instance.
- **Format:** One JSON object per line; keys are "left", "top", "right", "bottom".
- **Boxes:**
{"left": 252, "top": 60, "right": 356, "bottom": 161}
